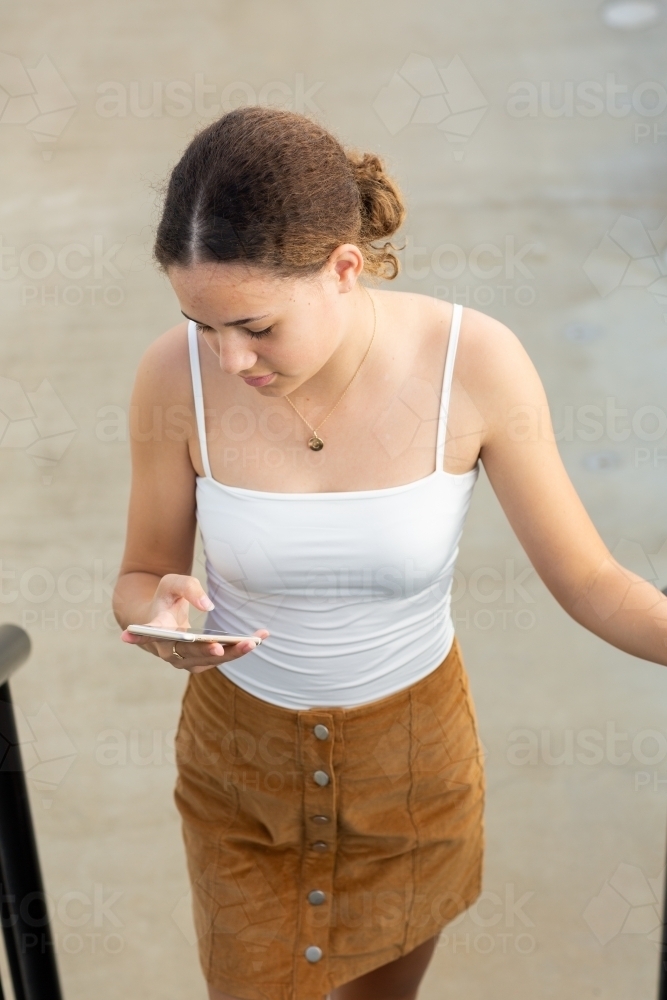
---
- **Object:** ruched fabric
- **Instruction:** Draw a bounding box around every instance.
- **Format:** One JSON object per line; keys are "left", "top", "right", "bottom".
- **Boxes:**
{"left": 187, "top": 302, "right": 481, "bottom": 709}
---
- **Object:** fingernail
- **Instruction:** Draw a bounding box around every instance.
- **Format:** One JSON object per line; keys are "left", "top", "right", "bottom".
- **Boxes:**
{"left": 200, "top": 596, "right": 215, "bottom": 610}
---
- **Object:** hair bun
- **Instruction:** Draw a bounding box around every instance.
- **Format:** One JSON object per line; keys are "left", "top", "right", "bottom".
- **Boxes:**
{"left": 346, "top": 151, "right": 406, "bottom": 242}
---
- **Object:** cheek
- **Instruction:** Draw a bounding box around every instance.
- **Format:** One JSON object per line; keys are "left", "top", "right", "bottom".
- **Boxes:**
{"left": 289, "top": 318, "right": 338, "bottom": 366}
{"left": 268, "top": 336, "right": 322, "bottom": 374}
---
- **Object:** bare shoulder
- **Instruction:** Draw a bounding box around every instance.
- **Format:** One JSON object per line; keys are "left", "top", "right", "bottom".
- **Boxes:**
{"left": 374, "top": 286, "right": 524, "bottom": 360}
{"left": 457, "top": 305, "right": 540, "bottom": 400}
{"left": 411, "top": 295, "right": 531, "bottom": 381}
{"left": 131, "top": 320, "right": 192, "bottom": 407}
{"left": 375, "top": 288, "right": 539, "bottom": 413}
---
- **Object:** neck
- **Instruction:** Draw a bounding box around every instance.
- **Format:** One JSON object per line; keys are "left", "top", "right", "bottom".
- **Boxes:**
{"left": 291, "top": 284, "right": 375, "bottom": 406}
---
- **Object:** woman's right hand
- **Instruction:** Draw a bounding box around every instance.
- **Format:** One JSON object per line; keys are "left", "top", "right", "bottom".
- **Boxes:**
{"left": 120, "top": 573, "right": 269, "bottom": 674}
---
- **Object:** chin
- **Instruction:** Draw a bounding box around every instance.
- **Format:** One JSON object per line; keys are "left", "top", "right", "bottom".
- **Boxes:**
{"left": 255, "top": 383, "right": 288, "bottom": 397}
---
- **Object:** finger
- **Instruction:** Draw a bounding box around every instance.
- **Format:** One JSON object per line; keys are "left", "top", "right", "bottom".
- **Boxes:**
{"left": 165, "top": 642, "right": 227, "bottom": 669}
{"left": 224, "top": 630, "right": 268, "bottom": 658}
{"left": 186, "top": 662, "right": 222, "bottom": 674}
{"left": 120, "top": 630, "right": 153, "bottom": 646}
{"left": 174, "top": 639, "right": 254, "bottom": 668}
{"left": 189, "top": 641, "right": 226, "bottom": 658}
{"left": 221, "top": 638, "right": 260, "bottom": 661}
{"left": 155, "top": 639, "right": 188, "bottom": 662}
{"left": 182, "top": 655, "right": 228, "bottom": 673}
{"left": 202, "top": 642, "right": 225, "bottom": 657}
{"left": 157, "top": 575, "right": 215, "bottom": 614}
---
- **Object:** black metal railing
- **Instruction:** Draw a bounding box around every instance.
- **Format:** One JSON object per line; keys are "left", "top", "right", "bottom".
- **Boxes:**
{"left": 0, "top": 624, "right": 63, "bottom": 1000}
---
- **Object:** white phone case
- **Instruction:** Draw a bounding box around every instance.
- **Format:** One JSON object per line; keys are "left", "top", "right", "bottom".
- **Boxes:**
{"left": 127, "top": 624, "right": 261, "bottom": 644}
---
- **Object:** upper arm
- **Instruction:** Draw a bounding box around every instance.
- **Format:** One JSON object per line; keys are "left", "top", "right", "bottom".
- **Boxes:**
{"left": 465, "top": 308, "right": 612, "bottom": 611}
{"left": 118, "top": 323, "right": 199, "bottom": 579}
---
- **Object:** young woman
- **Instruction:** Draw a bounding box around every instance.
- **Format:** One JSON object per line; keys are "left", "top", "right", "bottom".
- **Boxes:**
{"left": 112, "top": 106, "right": 667, "bottom": 1000}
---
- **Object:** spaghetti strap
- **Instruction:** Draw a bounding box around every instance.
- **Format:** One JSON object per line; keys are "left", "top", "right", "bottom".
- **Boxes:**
{"left": 187, "top": 321, "right": 213, "bottom": 480}
{"left": 435, "top": 303, "right": 463, "bottom": 473}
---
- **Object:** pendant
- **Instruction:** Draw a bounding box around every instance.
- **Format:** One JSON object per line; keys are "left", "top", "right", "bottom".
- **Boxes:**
{"left": 308, "top": 434, "right": 324, "bottom": 451}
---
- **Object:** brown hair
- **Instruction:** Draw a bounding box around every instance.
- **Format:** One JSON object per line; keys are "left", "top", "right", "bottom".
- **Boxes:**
{"left": 153, "top": 106, "right": 406, "bottom": 281}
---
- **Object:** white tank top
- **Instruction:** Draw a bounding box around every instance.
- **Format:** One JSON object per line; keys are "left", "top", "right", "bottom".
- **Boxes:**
{"left": 188, "top": 302, "right": 480, "bottom": 709}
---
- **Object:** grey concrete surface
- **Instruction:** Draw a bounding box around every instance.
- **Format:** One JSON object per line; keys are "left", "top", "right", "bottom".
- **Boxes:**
{"left": 1, "top": 2, "right": 667, "bottom": 998}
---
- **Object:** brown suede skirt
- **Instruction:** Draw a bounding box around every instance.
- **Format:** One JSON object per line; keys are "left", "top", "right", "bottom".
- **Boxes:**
{"left": 173, "top": 634, "right": 485, "bottom": 1000}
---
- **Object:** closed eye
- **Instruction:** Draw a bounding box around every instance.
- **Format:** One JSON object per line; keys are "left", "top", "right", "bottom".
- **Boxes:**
{"left": 245, "top": 325, "right": 273, "bottom": 339}
{"left": 196, "top": 322, "right": 273, "bottom": 339}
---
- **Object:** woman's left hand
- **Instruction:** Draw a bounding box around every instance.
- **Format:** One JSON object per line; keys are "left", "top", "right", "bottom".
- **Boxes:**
{"left": 123, "top": 626, "right": 270, "bottom": 674}
{"left": 162, "top": 628, "right": 271, "bottom": 674}
{"left": 119, "top": 572, "right": 269, "bottom": 674}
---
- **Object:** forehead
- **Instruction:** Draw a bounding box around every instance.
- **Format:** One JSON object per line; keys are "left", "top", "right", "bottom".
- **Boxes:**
{"left": 169, "top": 261, "right": 279, "bottom": 294}
{"left": 168, "top": 262, "right": 316, "bottom": 312}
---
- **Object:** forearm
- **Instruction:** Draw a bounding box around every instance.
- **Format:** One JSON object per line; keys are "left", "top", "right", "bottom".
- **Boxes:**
{"left": 565, "top": 557, "right": 667, "bottom": 666}
{"left": 112, "top": 571, "right": 162, "bottom": 631}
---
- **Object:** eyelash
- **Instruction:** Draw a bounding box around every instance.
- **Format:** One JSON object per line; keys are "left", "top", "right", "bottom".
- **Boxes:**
{"left": 196, "top": 323, "right": 273, "bottom": 339}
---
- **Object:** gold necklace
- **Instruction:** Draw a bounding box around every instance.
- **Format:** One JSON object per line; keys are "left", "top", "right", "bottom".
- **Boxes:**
{"left": 284, "top": 287, "right": 376, "bottom": 450}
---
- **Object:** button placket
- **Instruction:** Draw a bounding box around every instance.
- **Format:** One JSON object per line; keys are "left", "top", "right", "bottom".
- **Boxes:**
{"left": 294, "top": 711, "right": 337, "bottom": 996}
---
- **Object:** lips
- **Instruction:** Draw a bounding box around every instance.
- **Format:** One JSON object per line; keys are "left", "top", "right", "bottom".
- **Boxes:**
{"left": 241, "top": 372, "right": 276, "bottom": 387}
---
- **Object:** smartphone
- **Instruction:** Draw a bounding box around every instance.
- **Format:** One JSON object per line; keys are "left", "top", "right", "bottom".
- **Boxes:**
{"left": 127, "top": 625, "right": 262, "bottom": 645}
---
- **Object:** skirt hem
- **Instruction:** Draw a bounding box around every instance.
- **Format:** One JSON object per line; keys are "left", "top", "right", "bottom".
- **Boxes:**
{"left": 204, "top": 876, "right": 484, "bottom": 1000}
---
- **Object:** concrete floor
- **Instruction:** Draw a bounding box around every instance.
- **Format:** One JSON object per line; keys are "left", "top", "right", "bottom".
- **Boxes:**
{"left": 1, "top": 1, "right": 667, "bottom": 997}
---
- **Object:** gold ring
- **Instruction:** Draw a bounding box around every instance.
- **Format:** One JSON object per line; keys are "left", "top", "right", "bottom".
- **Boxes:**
{"left": 172, "top": 643, "right": 184, "bottom": 660}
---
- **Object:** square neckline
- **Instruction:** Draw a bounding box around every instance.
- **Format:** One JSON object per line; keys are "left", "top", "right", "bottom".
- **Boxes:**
{"left": 189, "top": 300, "right": 480, "bottom": 500}
{"left": 195, "top": 463, "right": 480, "bottom": 501}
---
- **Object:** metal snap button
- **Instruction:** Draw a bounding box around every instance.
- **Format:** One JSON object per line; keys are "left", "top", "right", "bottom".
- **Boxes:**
{"left": 313, "top": 770, "right": 329, "bottom": 786}
{"left": 310, "top": 814, "right": 330, "bottom": 824}
{"left": 313, "top": 724, "right": 329, "bottom": 740}
{"left": 308, "top": 889, "right": 326, "bottom": 905}
{"left": 305, "top": 945, "right": 323, "bottom": 962}
{"left": 311, "top": 841, "right": 328, "bottom": 852}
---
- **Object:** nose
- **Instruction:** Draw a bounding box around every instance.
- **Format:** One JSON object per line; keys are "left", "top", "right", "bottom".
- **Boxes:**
{"left": 216, "top": 334, "right": 259, "bottom": 375}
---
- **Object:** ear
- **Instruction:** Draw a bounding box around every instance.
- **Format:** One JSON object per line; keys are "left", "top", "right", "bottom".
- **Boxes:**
{"left": 326, "top": 244, "right": 364, "bottom": 292}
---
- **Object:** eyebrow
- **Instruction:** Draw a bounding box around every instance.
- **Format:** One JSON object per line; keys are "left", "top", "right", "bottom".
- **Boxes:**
{"left": 181, "top": 310, "right": 270, "bottom": 327}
